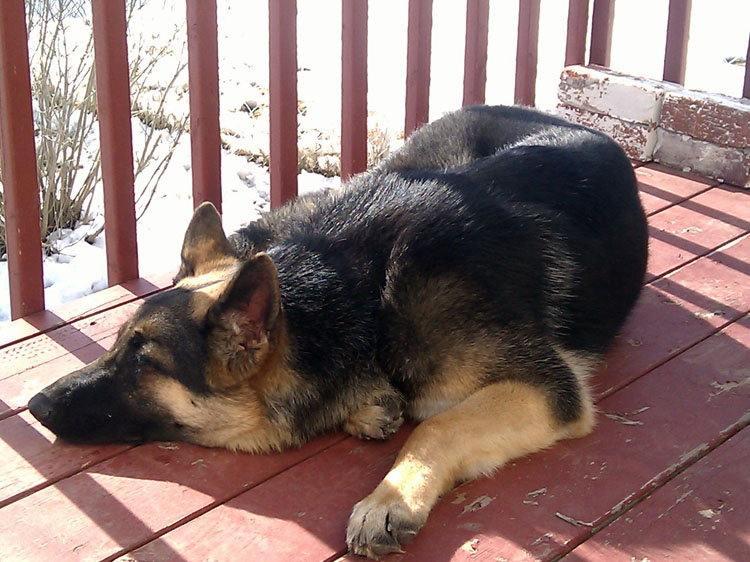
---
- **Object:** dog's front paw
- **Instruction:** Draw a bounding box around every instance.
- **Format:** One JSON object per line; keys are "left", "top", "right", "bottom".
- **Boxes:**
{"left": 346, "top": 490, "right": 425, "bottom": 559}
{"left": 344, "top": 391, "right": 404, "bottom": 441}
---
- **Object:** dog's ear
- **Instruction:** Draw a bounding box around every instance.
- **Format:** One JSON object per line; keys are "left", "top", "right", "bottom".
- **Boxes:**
{"left": 208, "top": 252, "right": 281, "bottom": 359}
{"left": 176, "top": 202, "right": 235, "bottom": 281}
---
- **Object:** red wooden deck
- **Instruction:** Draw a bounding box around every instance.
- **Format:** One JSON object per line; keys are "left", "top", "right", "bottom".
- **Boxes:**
{"left": 1, "top": 164, "right": 748, "bottom": 562}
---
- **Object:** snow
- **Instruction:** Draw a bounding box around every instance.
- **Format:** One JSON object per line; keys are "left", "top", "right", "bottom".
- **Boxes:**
{"left": 1, "top": 0, "right": 748, "bottom": 322}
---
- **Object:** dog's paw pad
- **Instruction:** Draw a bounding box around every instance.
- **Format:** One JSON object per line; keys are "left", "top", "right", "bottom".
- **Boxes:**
{"left": 346, "top": 495, "right": 422, "bottom": 559}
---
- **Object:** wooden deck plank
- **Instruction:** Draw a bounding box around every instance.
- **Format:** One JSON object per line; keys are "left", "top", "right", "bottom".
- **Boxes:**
{"left": 0, "top": 333, "right": 117, "bottom": 420}
{"left": 636, "top": 163, "right": 715, "bottom": 216}
{"left": 122, "top": 314, "right": 750, "bottom": 562}
{"left": 0, "top": 433, "right": 347, "bottom": 562}
{"left": 120, "top": 432, "right": 410, "bottom": 562}
{"left": 682, "top": 184, "right": 750, "bottom": 228}
{"left": 0, "top": 410, "right": 129, "bottom": 509}
{"left": 566, "top": 427, "right": 750, "bottom": 562}
{"left": 646, "top": 185, "right": 750, "bottom": 281}
{"left": 1, "top": 304, "right": 137, "bottom": 383}
{"left": 0, "top": 273, "right": 171, "bottom": 350}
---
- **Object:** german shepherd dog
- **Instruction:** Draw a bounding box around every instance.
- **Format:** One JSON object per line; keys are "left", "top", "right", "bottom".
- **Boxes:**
{"left": 29, "top": 105, "right": 647, "bottom": 558}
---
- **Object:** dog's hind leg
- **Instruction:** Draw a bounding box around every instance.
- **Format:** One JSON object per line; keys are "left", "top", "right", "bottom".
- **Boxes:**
{"left": 345, "top": 378, "right": 594, "bottom": 559}
{"left": 343, "top": 385, "right": 405, "bottom": 441}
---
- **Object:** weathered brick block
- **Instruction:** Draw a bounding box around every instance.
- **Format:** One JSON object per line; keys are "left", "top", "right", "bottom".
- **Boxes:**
{"left": 660, "top": 90, "right": 750, "bottom": 149}
{"left": 653, "top": 129, "right": 750, "bottom": 187}
{"left": 559, "top": 65, "right": 679, "bottom": 125}
{"left": 557, "top": 104, "right": 657, "bottom": 161}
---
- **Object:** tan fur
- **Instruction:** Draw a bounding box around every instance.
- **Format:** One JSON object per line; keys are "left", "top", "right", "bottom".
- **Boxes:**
{"left": 408, "top": 337, "right": 495, "bottom": 421}
{"left": 147, "top": 376, "right": 292, "bottom": 453}
{"left": 178, "top": 201, "right": 236, "bottom": 279}
{"left": 347, "top": 379, "right": 595, "bottom": 558}
{"left": 183, "top": 240, "right": 236, "bottom": 278}
{"left": 146, "top": 287, "right": 306, "bottom": 452}
{"left": 177, "top": 267, "right": 237, "bottom": 322}
{"left": 343, "top": 387, "right": 404, "bottom": 440}
{"left": 554, "top": 345, "right": 600, "bottom": 381}
{"left": 344, "top": 406, "right": 393, "bottom": 439}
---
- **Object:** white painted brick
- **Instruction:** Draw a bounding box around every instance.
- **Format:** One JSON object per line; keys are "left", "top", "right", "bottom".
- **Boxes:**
{"left": 660, "top": 90, "right": 750, "bottom": 148}
{"left": 653, "top": 128, "right": 750, "bottom": 187}
{"left": 559, "top": 65, "right": 680, "bottom": 125}
{"left": 557, "top": 104, "right": 656, "bottom": 161}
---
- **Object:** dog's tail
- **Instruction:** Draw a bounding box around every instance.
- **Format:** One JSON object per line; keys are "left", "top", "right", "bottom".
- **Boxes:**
{"left": 380, "top": 105, "right": 584, "bottom": 172}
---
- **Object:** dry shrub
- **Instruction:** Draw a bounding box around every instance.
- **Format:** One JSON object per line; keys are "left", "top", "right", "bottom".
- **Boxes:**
{"left": 0, "top": 0, "right": 185, "bottom": 255}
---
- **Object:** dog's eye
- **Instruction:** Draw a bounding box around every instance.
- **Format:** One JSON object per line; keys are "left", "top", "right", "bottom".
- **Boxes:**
{"left": 134, "top": 351, "right": 167, "bottom": 374}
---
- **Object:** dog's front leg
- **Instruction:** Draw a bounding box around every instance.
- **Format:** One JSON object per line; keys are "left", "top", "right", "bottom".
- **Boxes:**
{"left": 345, "top": 379, "right": 594, "bottom": 559}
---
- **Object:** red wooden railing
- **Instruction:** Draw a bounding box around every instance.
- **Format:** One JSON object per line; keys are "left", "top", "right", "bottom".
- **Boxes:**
{"left": 462, "top": 0, "right": 490, "bottom": 107}
{"left": 514, "top": 0, "right": 541, "bottom": 106}
{"left": 268, "top": 0, "right": 298, "bottom": 208}
{"left": 341, "top": 0, "right": 368, "bottom": 181}
{"left": 91, "top": 0, "right": 139, "bottom": 285}
{"left": 0, "top": 0, "right": 45, "bottom": 318}
{"left": 663, "top": 0, "right": 692, "bottom": 84}
{"left": 404, "top": 0, "right": 433, "bottom": 137}
{"left": 186, "top": 0, "right": 222, "bottom": 213}
{"left": 565, "top": 0, "right": 589, "bottom": 67}
{"left": 589, "top": 0, "right": 615, "bottom": 67}
{"left": 1, "top": 0, "right": 749, "bottom": 320}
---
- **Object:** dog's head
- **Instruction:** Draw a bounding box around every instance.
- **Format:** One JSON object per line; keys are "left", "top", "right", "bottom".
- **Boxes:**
{"left": 28, "top": 203, "right": 290, "bottom": 452}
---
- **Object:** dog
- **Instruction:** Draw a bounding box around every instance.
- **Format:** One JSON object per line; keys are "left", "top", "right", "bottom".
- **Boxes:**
{"left": 28, "top": 105, "right": 648, "bottom": 559}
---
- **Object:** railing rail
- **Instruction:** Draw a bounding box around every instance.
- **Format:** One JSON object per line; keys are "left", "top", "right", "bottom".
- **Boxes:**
{"left": 186, "top": 0, "right": 222, "bottom": 212}
{"left": 590, "top": 0, "right": 615, "bottom": 67}
{"left": 404, "top": 0, "right": 433, "bottom": 137}
{"left": 565, "top": 0, "right": 589, "bottom": 67}
{"left": 1, "top": 0, "right": 749, "bottom": 320}
{"left": 663, "top": 0, "right": 692, "bottom": 84}
{"left": 91, "top": 0, "right": 139, "bottom": 285}
{"left": 341, "top": 0, "right": 369, "bottom": 181}
{"left": 462, "top": 0, "right": 490, "bottom": 107}
{"left": 0, "top": 0, "right": 45, "bottom": 318}
{"left": 514, "top": 0, "right": 541, "bottom": 106}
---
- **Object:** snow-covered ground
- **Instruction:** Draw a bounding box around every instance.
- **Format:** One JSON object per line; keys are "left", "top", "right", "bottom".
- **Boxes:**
{"left": 1, "top": 0, "right": 748, "bottom": 322}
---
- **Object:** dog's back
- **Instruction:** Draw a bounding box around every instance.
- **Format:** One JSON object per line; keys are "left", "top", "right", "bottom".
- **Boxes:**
{"left": 234, "top": 105, "right": 647, "bottom": 363}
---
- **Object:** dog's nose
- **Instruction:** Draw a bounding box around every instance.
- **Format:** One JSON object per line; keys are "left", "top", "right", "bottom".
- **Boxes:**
{"left": 28, "top": 392, "right": 55, "bottom": 424}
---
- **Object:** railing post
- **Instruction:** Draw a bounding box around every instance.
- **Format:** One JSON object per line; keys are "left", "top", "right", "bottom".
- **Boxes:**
{"left": 462, "top": 0, "right": 490, "bottom": 107}
{"left": 565, "top": 0, "right": 590, "bottom": 67}
{"left": 0, "top": 0, "right": 45, "bottom": 319}
{"left": 515, "top": 0, "right": 541, "bottom": 106}
{"left": 91, "top": 0, "right": 139, "bottom": 286}
{"left": 269, "top": 0, "right": 299, "bottom": 208}
{"left": 404, "top": 0, "right": 432, "bottom": 136}
{"left": 589, "top": 0, "right": 615, "bottom": 67}
{"left": 662, "top": 0, "right": 691, "bottom": 84}
{"left": 744, "top": 34, "right": 750, "bottom": 99}
{"left": 341, "top": 0, "right": 368, "bottom": 181}
{"left": 186, "top": 0, "right": 222, "bottom": 211}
